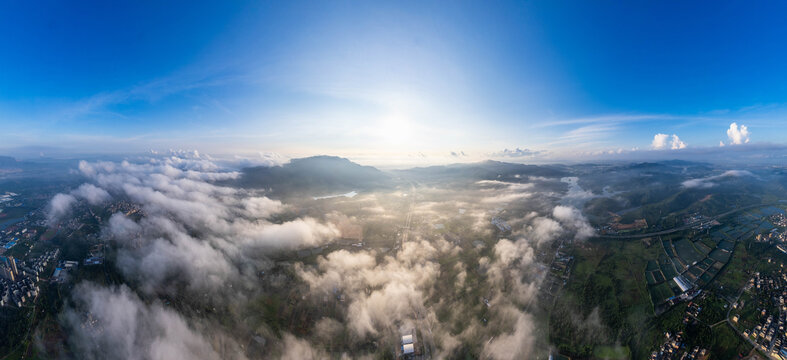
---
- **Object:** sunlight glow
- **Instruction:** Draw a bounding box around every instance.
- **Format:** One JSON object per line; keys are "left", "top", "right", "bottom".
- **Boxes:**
{"left": 377, "top": 114, "right": 413, "bottom": 146}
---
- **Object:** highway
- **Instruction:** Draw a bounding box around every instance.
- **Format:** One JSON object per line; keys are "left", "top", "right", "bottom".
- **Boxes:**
{"left": 596, "top": 203, "right": 771, "bottom": 240}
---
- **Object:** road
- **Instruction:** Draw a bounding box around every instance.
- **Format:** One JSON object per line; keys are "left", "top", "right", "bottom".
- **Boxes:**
{"left": 398, "top": 182, "right": 437, "bottom": 359}
{"left": 402, "top": 185, "right": 415, "bottom": 244}
{"left": 524, "top": 234, "right": 571, "bottom": 314}
{"left": 597, "top": 203, "right": 771, "bottom": 239}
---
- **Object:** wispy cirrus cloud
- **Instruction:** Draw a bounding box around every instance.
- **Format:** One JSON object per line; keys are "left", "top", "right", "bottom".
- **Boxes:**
{"left": 63, "top": 67, "right": 250, "bottom": 121}
{"left": 530, "top": 113, "right": 677, "bottom": 129}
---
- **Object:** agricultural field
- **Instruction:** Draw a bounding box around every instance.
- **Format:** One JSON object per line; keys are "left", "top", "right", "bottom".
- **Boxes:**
{"left": 649, "top": 282, "right": 677, "bottom": 305}
{"left": 644, "top": 206, "right": 785, "bottom": 309}
{"left": 673, "top": 238, "right": 704, "bottom": 266}
{"left": 658, "top": 253, "right": 679, "bottom": 279}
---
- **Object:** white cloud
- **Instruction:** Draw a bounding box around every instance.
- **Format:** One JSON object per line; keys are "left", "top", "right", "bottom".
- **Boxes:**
{"left": 494, "top": 239, "right": 534, "bottom": 268}
{"left": 296, "top": 241, "right": 443, "bottom": 339}
{"left": 279, "top": 334, "right": 327, "bottom": 360}
{"left": 477, "top": 180, "right": 535, "bottom": 204}
{"left": 681, "top": 170, "right": 755, "bottom": 189}
{"left": 652, "top": 133, "right": 687, "bottom": 150}
{"left": 491, "top": 148, "right": 546, "bottom": 158}
{"left": 526, "top": 217, "right": 563, "bottom": 245}
{"left": 43, "top": 152, "right": 611, "bottom": 358}
{"left": 61, "top": 283, "right": 236, "bottom": 360}
{"left": 230, "top": 152, "right": 288, "bottom": 168}
{"left": 670, "top": 134, "right": 687, "bottom": 149}
{"left": 52, "top": 156, "right": 341, "bottom": 293}
{"left": 651, "top": 133, "right": 669, "bottom": 149}
{"left": 552, "top": 205, "right": 595, "bottom": 241}
{"left": 726, "top": 122, "right": 750, "bottom": 145}
{"left": 72, "top": 183, "right": 112, "bottom": 205}
{"left": 560, "top": 177, "right": 597, "bottom": 207}
{"left": 481, "top": 306, "right": 535, "bottom": 360}
{"left": 46, "top": 193, "right": 77, "bottom": 225}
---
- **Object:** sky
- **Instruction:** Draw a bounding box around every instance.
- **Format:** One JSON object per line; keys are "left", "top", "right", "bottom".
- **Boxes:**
{"left": 2, "top": 1, "right": 787, "bottom": 165}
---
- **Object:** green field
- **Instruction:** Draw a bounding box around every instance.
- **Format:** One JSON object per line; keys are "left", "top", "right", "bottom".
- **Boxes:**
{"left": 646, "top": 260, "right": 659, "bottom": 271}
{"left": 593, "top": 345, "right": 631, "bottom": 359}
{"left": 695, "top": 241, "right": 712, "bottom": 255}
{"left": 673, "top": 238, "right": 704, "bottom": 265}
{"left": 709, "top": 323, "right": 752, "bottom": 359}
{"left": 650, "top": 281, "right": 676, "bottom": 305}
{"left": 646, "top": 271, "right": 657, "bottom": 284}
{"left": 659, "top": 254, "right": 678, "bottom": 279}
{"left": 699, "top": 236, "right": 716, "bottom": 250}
{"left": 696, "top": 292, "right": 727, "bottom": 325}
{"left": 718, "top": 240, "right": 735, "bottom": 251}
{"left": 709, "top": 248, "right": 731, "bottom": 262}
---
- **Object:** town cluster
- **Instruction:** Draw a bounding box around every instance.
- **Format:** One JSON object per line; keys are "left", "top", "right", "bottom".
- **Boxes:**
{"left": 735, "top": 271, "right": 787, "bottom": 359}
{"left": 649, "top": 331, "right": 709, "bottom": 360}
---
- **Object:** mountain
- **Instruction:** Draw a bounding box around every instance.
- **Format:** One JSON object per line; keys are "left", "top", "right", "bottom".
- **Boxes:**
{"left": 235, "top": 156, "right": 393, "bottom": 196}
{"left": 0, "top": 156, "right": 18, "bottom": 167}
{"left": 395, "top": 160, "right": 568, "bottom": 184}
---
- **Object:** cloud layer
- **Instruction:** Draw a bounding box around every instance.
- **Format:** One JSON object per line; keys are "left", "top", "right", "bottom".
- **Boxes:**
{"left": 681, "top": 169, "right": 755, "bottom": 189}
{"left": 61, "top": 283, "right": 239, "bottom": 360}
{"left": 43, "top": 154, "right": 598, "bottom": 359}
{"left": 47, "top": 155, "right": 342, "bottom": 295}
{"left": 491, "top": 148, "right": 547, "bottom": 158}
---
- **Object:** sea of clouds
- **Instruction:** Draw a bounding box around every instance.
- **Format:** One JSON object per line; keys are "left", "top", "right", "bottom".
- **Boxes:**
{"left": 44, "top": 153, "right": 596, "bottom": 359}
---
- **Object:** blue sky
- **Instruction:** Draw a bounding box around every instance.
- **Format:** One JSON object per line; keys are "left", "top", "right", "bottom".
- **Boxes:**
{"left": 2, "top": 1, "right": 787, "bottom": 164}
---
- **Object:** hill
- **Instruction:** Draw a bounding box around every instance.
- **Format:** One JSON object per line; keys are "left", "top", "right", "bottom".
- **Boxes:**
{"left": 235, "top": 156, "right": 394, "bottom": 196}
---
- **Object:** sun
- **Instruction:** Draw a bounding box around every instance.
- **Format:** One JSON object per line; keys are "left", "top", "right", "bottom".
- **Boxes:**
{"left": 377, "top": 115, "right": 412, "bottom": 146}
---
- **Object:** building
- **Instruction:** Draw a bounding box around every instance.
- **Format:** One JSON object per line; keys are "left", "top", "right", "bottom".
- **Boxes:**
{"left": 0, "top": 266, "right": 14, "bottom": 281}
{"left": 403, "top": 343, "right": 414, "bottom": 356}
{"left": 491, "top": 217, "right": 511, "bottom": 232}
{"left": 400, "top": 330, "right": 417, "bottom": 358}
{"left": 1, "top": 256, "right": 18, "bottom": 275}
{"left": 673, "top": 275, "right": 693, "bottom": 293}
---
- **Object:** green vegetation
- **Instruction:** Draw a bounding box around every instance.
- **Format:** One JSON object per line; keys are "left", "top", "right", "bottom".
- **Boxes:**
{"left": 550, "top": 238, "right": 660, "bottom": 358}
{"left": 695, "top": 293, "right": 727, "bottom": 325}
{"left": 709, "top": 323, "right": 752, "bottom": 359}
{"left": 593, "top": 345, "right": 630, "bottom": 359}
{"left": 649, "top": 282, "right": 676, "bottom": 305}
{"left": 552, "top": 204, "right": 785, "bottom": 358}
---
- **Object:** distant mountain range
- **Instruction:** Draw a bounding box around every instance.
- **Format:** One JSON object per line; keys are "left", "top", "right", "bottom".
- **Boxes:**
{"left": 235, "top": 156, "right": 570, "bottom": 196}
{"left": 393, "top": 160, "right": 568, "bottom": 183}
{"left": 0, "top": 156, "right": 19, "bottom": 167}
